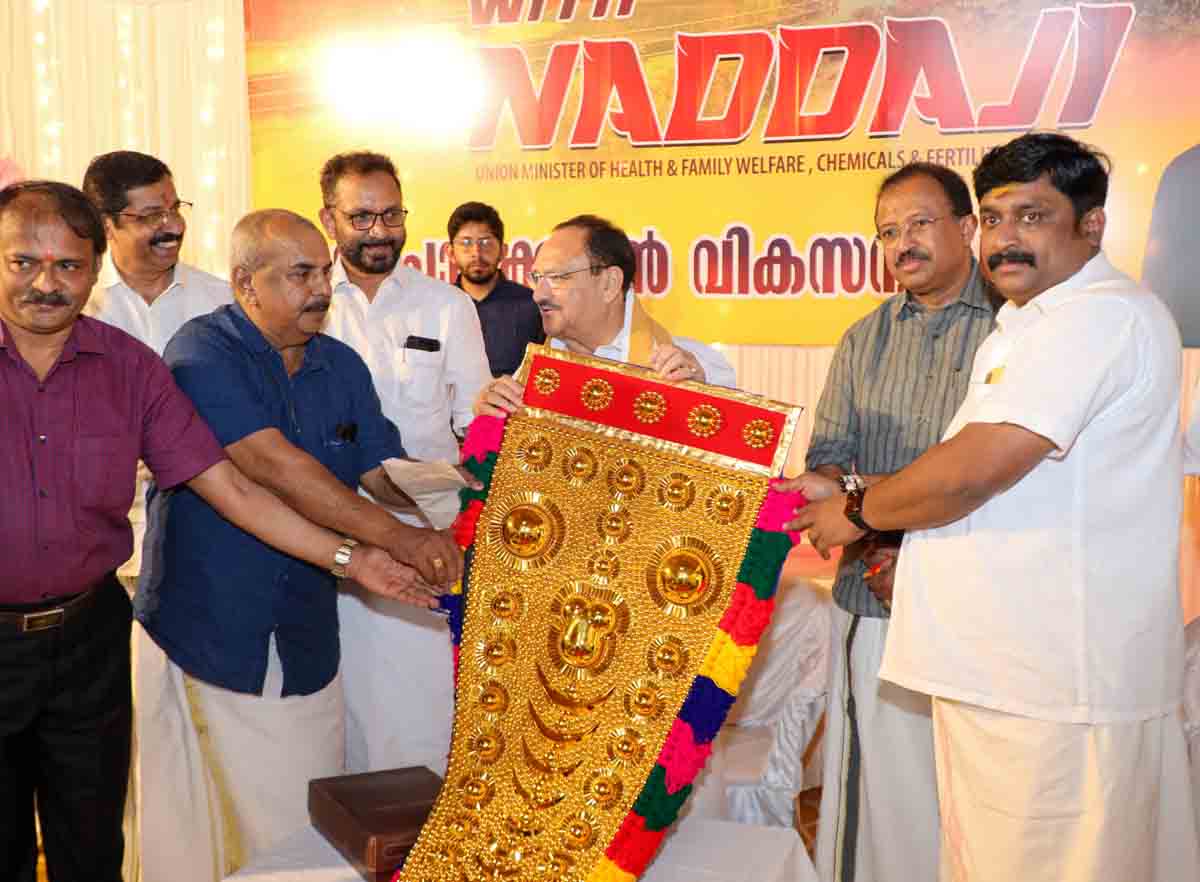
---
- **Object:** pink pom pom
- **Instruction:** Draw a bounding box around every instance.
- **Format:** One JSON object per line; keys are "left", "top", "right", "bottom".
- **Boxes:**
{"left": 460, "top": 415, "right": 507, "bottom": 463}
{"left": 757, "top": 482, "right": 807, "bottom": 543}
{"left": 657, "top": 719, "right": 713, "bottom": 794}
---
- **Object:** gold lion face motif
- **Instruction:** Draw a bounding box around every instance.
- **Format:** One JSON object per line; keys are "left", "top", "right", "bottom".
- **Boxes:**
{"left": 548, "top": 584, "right": 630, "bottom": 679}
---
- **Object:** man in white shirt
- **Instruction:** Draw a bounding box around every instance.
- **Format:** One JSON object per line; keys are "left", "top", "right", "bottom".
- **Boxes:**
{"left": 792, "top": 132, "right": 1198, "bottom": 882}
{"left": 475, "top": 213, "right": 734, "bottom": 420}
{"left": 82, "top": 153, "right": 230, "bottom": 882}
{"left": 317, "top": 151, "right": 491, "bottom": 774}
{"left": 82, "top": 150, "right": 231, "bottom": 586}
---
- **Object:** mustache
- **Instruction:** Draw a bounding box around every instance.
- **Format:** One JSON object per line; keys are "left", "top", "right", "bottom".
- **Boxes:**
{"left": 988, "top": 250, "right": 1036, "bottom": 270}
{"left": 302, "top": 298, "right": 331, "bottom": 313}
{"left": 23, "top": 290, "right": 70, "bottom": 307}
{"left": 150, "top": 232, "right": 183, "bottom": 247}
{"left": 896, "top": 247, "right": 930, "bottom": 265}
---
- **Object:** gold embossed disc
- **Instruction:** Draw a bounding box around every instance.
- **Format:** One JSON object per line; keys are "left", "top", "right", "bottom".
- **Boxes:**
{"left": 686, "top": 403, "right": 723, "bottom": 438}
{"left": 562, "top": 447, "right": 598, "bottom": 486}
{"left": 580, "top": 378, "right": 614, "bottom": 411}
{"left": 517, "top": 436, "right": 554, "bottom": 472}
{"left": 657, "top": 472, "right": 696, "bottom": 511}
{"left": 533, "top": 367, "right": 561, "bottom": 396}
{"left": 632, "top": 390, "right": 666, "bottom": 424}
{"left": 606, "top": 458, "right": 646, "bottom": 499}
{"left": 595, "top": 503, "right": 631, "bottom": 544}
{"left": 645, "top": 536, "right": 725, "bottom": 619}
{"left": 704, "top": 484, "right": 746, "bottom": 525}
{"left": 487, "top": 491, "right": 565, "bottom": 570}
{"left": 741, "top": 418, "right": 775, "bottom": 449}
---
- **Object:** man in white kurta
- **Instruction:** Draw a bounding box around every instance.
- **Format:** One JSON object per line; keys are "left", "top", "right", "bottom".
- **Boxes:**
{"left": 317, "top": 151, "right": 491, "bottom": 775}
{"left": 81, "top": 151, "right": 230, "bottom": 882}
{"left": 82, "top": 151, "right": 231, "bottom": 586}
{"left": 792, "top": 132, "right": 1199, "bottom": 881}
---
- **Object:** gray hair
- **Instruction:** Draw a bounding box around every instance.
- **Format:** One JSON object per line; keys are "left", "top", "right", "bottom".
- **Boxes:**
{"left": 230, "top": 208, "right": 322, "bottom": 275}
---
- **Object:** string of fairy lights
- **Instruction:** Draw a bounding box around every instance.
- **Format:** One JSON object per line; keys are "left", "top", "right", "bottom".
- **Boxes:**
{"left": 23, "top": 0, "right": 244, "bottom": 277}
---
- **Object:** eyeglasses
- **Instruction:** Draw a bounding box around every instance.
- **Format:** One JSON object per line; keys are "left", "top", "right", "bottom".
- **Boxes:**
{"left": 528, "top": 265, "right": 610, "bottom": 288}
{"left": 336, "top": 207, "right": 409, "bottom": 231}
{"left": 875, "top": 215, "right": 946, "bottom": 247}
{"left": 452, "top": 236, "right": 497, "bottom": 252}
{"left": 114, "top": 200, "right": 192, "bottom": 228}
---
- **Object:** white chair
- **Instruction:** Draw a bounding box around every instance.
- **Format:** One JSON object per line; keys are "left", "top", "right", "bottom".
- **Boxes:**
{"left": 687, "top": 560, "right": 833, "bottom": 827}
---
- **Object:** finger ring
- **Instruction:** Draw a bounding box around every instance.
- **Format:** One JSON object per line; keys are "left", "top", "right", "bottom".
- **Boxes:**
{"left": 432, "top": 557, "right": 445, "bottom": 569}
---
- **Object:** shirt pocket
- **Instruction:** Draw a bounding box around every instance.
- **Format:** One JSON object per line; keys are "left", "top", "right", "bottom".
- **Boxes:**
{"left": 321, "top": 433, "right": 362, "bottom": 486}
{"left": 392, "top": 346, "right": 447, "bottom": 409}
{"left": 74, "top": 434, "right": 139, "bottom": 521}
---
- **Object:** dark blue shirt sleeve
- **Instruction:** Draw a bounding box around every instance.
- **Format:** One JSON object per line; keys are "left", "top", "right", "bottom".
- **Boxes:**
{"left": 163, "top": 319, "right": 275, "bottom": 448}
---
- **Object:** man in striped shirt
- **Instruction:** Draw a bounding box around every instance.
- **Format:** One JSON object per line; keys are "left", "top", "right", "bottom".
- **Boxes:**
{"left": 780, "top": 163, "right": 998, "bottom": 882}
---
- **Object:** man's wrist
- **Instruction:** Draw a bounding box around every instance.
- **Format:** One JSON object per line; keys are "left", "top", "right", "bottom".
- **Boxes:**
{"left": 843, "top": 487, "right": 875, "bottom": 533}
{"left": 331, "top": 537, "right": 359, "bottom": 578}
{"left": 839, "top": 473, "right": 867, "bottom": 493}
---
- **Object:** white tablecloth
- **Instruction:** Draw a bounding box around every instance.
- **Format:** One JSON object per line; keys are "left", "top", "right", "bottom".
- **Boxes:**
{"left": 224, "top": 818, "right": 817, "bottom": 882}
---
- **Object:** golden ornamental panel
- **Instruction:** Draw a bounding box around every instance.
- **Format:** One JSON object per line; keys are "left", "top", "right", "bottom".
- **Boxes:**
{"left": 401, "top": 414, "right": 769, "bottom": 882}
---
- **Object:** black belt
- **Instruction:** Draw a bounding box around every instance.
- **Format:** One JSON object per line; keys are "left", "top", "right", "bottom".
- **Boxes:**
{"left": 0, "top": 574, "right": 115, "bottom": 634}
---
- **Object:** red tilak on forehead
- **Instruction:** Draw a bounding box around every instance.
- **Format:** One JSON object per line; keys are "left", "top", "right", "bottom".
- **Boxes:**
{"left": 42, "top": 251, "right": 56, "bottom": 263}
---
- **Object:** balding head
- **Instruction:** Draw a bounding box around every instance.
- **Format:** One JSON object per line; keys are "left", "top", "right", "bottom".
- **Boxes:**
{"left": 229, "top": 209, "right": 333, "bottom": 358}
{"left": 231, "top": 209, "right": 322, "bottom": 278}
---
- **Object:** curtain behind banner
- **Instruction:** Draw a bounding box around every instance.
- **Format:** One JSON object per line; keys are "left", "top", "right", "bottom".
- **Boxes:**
{"left": 0, "top": 0, "right": 250, "bottom": 281}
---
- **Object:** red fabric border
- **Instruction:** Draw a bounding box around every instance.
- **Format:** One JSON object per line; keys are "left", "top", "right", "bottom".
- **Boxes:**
{"left": 523, "top": 354, "right": 785, "bottom": 467}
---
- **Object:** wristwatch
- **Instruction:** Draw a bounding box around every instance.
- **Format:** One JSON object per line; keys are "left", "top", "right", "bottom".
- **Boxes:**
{"left": 839, "top": 473, "right": 867, "bottom": 494}
{"left": 843, "top": 487, "right": 875, "bottom": 533}
{"left": 331, "top": 538, "right": 359, "bottom": 578}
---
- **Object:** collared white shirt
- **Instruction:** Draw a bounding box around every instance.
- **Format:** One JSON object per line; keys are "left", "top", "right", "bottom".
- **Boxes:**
{"left": 85, "top": 257, "right": 231, "bottom": 356}
{"left": 549, "top": 294, "right": 737, "bottom": 388}
{"left": 83, "top": 257, "right": 231, "bottom": 584}
{"left": 880, "top": 254, "right": 1185, "bottom": 724}
{"left": 322, "top": 259, "right": 490, "bottom": 464}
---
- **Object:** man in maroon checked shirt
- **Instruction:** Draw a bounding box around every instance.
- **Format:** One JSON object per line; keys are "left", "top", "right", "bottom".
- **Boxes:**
{"left": 0, "top": 181, "right": 448, "bottom": 882}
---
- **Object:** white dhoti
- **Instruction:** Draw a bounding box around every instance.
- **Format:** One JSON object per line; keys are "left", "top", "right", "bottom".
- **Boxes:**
{"left": 338, "top": 582, "right": 454, "bottom": 776}
{"left": 816, "top": 607, "right": 941, "bottom": 882}
{"left": 932, "top": 698, "right": 1200, "bottom": 882}
{"left": 135, "top": 629, "right": 344, "bottom": 882}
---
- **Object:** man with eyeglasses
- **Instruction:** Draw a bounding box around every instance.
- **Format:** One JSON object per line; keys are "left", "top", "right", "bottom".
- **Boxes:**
{"left": 474, "top": 214, "right": 734, "bottom": 422}
{"left": 448, "top": 200, "right": 544, "bottom": 377}
{"left": 317, "top": 151, "right": 491, "bottom": 777}
{"left": 82, "top": 151, "right": 231, "bottom": 589}
{"left": 774, "top": 163, "right": 997, "bottom": 882}
{"left": 81, "top": 150, "right": 232, "bottom": 882}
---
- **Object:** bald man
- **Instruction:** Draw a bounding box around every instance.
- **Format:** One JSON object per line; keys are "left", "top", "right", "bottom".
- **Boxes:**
{"left": 136, "top": 209, "right": 466, "bottom": 880}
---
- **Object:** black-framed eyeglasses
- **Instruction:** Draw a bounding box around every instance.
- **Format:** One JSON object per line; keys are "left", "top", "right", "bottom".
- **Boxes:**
{"left": 114, "top": 200, "right": 192, "bottom": 228}
{"left": 336, "top": 207, "right": 409, "bottom": 231}
{"left": 528, "top": 264, "right": 611, "bottom": 288}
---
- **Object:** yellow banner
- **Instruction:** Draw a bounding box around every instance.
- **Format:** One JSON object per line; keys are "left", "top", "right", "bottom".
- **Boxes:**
{"left": 246, "top": 0, "right": 1200, "bottom": 345}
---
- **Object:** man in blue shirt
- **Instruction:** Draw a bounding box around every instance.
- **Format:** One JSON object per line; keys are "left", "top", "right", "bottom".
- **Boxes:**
{"left": 138, "top": 209, "right": 463, "bottom": 881}
{"left": 448, "top": 200, "right": 544, "bottom": 377}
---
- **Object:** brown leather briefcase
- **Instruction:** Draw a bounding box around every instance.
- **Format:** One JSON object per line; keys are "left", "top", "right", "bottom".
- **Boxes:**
{"left": 308, "top": 766, "right": 443, "bottom": 882}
